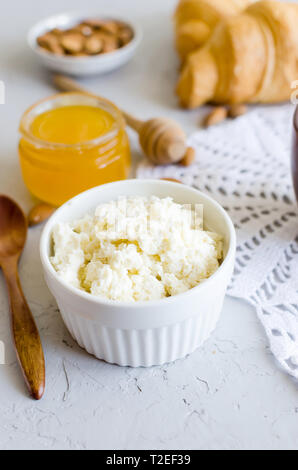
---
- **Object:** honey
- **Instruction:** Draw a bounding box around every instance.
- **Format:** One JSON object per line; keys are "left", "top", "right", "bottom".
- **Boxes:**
{"left": 19, "top": 93, "right": 131, "bottom": 207}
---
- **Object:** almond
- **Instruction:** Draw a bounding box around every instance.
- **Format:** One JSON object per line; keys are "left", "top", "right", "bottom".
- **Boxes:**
{"left": 180, "top": 147, "right": 196, "bottom": 166}
{"left": 73, "top": 52, "right": 89, "bottom": 57}
{"left": 52, "top": 28, "right": 63, "bottom": 36}
{"left": 203, "top": 107, "right": 227, "bottom": 128}
{"left": 228, "top": 104, "right": 247, "bottom": 118}
{"left": 102, "top": 36, "right": 119, "bottom": 53}
{"left": 84, "top": 35, "right": 103, "bottom": 54}
{"left": 60, "top": 32, "right": 84, "bottom": 54}
{"left": 28, "top": 204, "right": 56, "bottom": 227}
{"left": 75, "top": 24, "right": 93, "bottom": 37}
{"left": 102, "top": 21, "right": 120, "bottom": 35}
{"left": 83, "top": 19, "right": 109, "bottom": 29}
{"left": 118, "top": 27, "right": 134, "bottom": 46}
{"left": 160, "top": 178, "right": 183, "bottom": 184}
{"left": 37, "top": 33, "right": 64, "bottom": 55}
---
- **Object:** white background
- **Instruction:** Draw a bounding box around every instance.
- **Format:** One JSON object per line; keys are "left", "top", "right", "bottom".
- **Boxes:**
{"left": 0, "top": 0, "right": 297, "bottom": 450}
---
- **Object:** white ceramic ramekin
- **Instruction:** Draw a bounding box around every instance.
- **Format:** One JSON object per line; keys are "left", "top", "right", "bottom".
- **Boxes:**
{"left": 27, "top": 12, "right": 142, "bottom": 76}
{"left": 40, "top": 180, "right": 236, "bottom": 367}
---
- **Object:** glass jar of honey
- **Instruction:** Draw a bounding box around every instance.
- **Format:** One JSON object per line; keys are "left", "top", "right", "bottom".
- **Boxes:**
{"left": 19, "top": 92, "right": 131, "bottom": 207}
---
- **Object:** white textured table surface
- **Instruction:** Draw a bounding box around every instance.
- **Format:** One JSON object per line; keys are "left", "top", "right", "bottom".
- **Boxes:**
{"left": 0, "top": 0, "right": 298, "bottom": 451}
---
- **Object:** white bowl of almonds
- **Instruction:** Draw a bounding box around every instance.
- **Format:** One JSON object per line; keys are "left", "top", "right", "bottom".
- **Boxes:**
{"left": 27, "top": 12, "right": 142, "bottom": 76}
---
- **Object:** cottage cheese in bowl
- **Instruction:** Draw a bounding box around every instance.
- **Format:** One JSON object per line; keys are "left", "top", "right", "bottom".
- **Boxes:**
{"left": 51, "top": 196, "right": 223, "bottom": 302}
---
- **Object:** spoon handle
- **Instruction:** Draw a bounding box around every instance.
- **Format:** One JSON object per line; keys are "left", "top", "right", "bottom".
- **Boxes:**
{"left": 2, "top": 256, "right": 45, "bottom": 400}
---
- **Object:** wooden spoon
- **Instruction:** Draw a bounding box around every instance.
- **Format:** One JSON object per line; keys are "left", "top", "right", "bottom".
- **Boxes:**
{"left": 53, "top": 74, "right": 187, "bottom": 165}
{"left": 0, "top": 196, "right": 45, "bottom": 400}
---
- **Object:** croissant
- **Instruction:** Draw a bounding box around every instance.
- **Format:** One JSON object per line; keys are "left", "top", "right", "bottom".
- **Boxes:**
{"left": 175, "top": 0, "right": 254, "bottom": 61}
{"left": 177, "top": 0, "right": 298, "bottom": 108}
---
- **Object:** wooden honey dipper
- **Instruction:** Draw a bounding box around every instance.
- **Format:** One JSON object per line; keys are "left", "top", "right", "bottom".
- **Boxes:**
{"left": 53, "top": 74, "right": 187, "bottom": 165}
